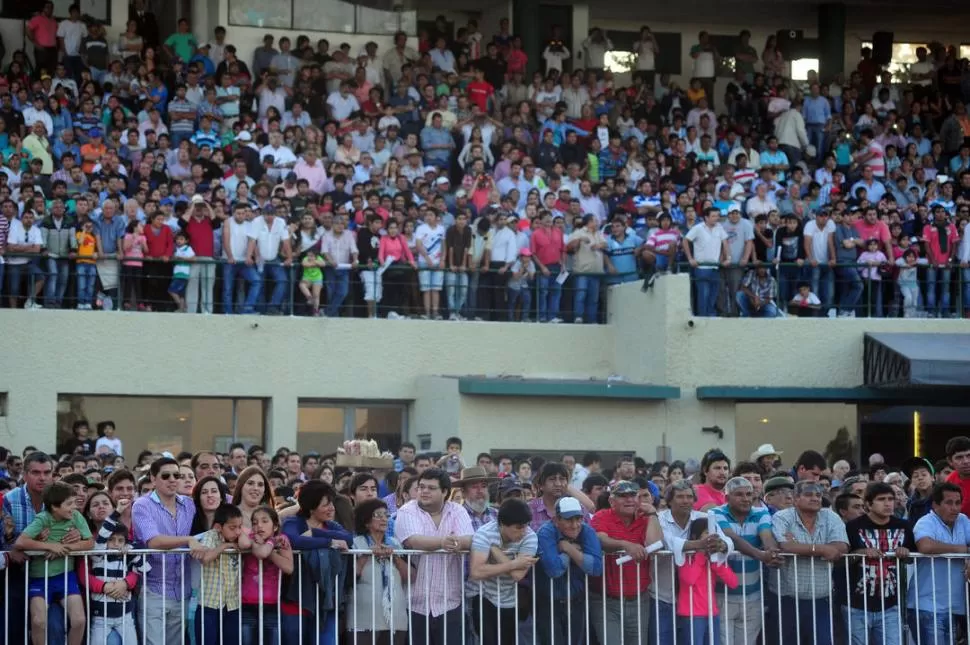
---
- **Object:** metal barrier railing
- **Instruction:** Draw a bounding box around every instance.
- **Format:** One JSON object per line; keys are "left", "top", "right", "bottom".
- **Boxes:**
{"left": 2, "top": 547, "right": 968, "bottom": 645}
{"left": 0, "top": 253, "right": 643, "bottom": 324}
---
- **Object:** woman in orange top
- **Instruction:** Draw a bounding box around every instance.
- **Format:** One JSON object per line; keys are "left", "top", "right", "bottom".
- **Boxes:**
{"left": 80, "top": 128, "right": 106, "bottom": 175}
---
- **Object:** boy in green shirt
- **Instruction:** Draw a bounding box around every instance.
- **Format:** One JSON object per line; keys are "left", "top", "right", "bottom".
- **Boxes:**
{"left": 15, "top": 481, "right": 94, "bottom": 645}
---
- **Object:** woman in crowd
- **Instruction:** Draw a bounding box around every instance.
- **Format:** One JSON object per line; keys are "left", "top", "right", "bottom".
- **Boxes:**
{"left": 83, "top": 490, "right": 115, "bottom": 535}
{"left": 347, "top": 499, "right": 410, "bottom": 644}
{"left": 234, "top": 465, "right": 276, "bottom": 528}
{"left": 281, "top": 480, "right": 353, "bottom": 644}
{"left": 241, "top": 505, "right": 294, "bottom": 645}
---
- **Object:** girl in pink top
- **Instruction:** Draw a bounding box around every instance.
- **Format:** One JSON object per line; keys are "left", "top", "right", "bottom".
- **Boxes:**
{"left": 121, "top": 220, "right": 148, "bottom": 310}
{"left": 241, "top": 506, "right": 294, "bottom": 645}
{"left": 677, "top": 519, "right": 738, "bottom": 645}
{"left": 378, "top": 219, "right": 417, "bottom": 319}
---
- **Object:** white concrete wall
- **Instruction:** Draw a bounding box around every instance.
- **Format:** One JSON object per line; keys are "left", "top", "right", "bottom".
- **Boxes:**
{"left": 0, "top": 310, "right": 614, "bottom": 455}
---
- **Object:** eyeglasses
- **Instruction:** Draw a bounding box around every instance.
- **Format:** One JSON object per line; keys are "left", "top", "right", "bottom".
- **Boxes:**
{"left": 372, "top": 511, "right": 390, "bottom": 519}
{"left": 158, "top": 472, "right": 183, "bottom": 481}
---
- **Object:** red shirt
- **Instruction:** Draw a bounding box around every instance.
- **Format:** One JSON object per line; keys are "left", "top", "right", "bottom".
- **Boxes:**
{"left": 945, "top": 471, "right": 970, "bottom": 517}
{"left": 693, "top": 483, "right": 726, "bottom": 510}
{"left": 184, "top": 217, "right": 215, "bottom": 257}
{"left": 590, "top": 508, "right": 651, "bottom": 597}
{"left": 144, "top": 224, "right": 174, "bottom": 258}
{"left": 466, "top": 81, "right": 494, "bottom": 112}
{"left": 530, "top": 226, "right": 564, "bottom": 267}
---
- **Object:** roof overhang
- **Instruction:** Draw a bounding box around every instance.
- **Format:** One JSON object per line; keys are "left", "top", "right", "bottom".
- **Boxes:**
{"left": 864, "top": 333, "right": 970, "bottom": 388}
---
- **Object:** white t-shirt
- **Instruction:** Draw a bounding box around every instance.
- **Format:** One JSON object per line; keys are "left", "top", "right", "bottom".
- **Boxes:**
{"left": 224, "top": 218, "right": 251, "bottom": 260}
{"left": 635, "top": 40, "right": 656, "bottom": 71}
{"left": 692, "top": 49, "right": 715, "bottom": 78}
{"left": 95, "top": 436, "right": 123, "bottom": 456}
{"left": 248, "top": 215, "right": 288, "bottom": 262}
{"left": 685, "top": 223, "right": 727, "bottom": 264}
{"left": 909, "top": 61, "right": 934, "bottom": 87}
{"left": 415, "top": 223, "right": 445, "bottom": 266}
{"left": 6, "top": 220, "right": 43, "bottom": 265}
{"left": 803, "top": 218, "right": 835, "bottom": 262}
{"left": 326, "top": 92, "right": 361, "bottom": 122}
{"left": 56, "top": 19, "right": 86, "bottom": 56}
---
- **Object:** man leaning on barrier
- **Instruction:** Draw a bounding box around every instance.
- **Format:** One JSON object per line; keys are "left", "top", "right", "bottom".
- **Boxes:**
{"left": 590, "top": 480, "right": 664, "bottom": 645}
{"left": 534, "top": 496, "right": 603, "bottom": 645}
{"left": 767, "top": 478, "right": 848, "bottom": 645}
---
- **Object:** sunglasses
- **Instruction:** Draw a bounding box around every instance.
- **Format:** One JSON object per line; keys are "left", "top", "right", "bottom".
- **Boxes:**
{"left": 158, "top": 472, "right": 184, "bottom": 481}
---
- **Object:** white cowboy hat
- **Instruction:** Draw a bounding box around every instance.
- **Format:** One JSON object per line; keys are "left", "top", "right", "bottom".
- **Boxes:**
{"left": 750, "top": 443, "right": 783, "bottom": 461}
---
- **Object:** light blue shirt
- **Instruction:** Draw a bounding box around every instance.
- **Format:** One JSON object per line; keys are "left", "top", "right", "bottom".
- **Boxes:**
{"left": 761, "top": 149, "right": 790, "bottom": 182}
{"left": 850, "top": 179, "right": 886, "bottom": 203}
{"left": 909, "top": 510, "right": 970, "bottom": 614}
{"left": 429, "top": 48, "right": 456, "bottom": 73}
{"left": 802, "top": 96, "right": 831, "bottom": 125}
{"left": 420, "top": 126, "right": 453, "bottom": 163}
{"left": 909, "top": 136, "right": 932, "bottom": 157}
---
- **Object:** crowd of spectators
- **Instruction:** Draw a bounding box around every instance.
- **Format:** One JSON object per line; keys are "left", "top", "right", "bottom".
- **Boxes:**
{"left": 3, "top": 6, "right": 970, "bottom": 320}
{"left": 3, "top": 426, "right": 970, "bottom": 645}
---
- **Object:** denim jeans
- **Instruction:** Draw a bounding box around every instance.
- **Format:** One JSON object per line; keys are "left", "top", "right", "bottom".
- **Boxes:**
{"left": 810, "top": 264, "right": 834, "bottom": 309}
{"left": 324, "top": 267, "right": 350, "bottom": 317}
{"left": 647, "top": 599, "right": 675, "bottom": 645}
{"left": 908, "top": 610, "right": 954, "bottom": 645}
{"left": 241, "top": 605, "right": 280, "bottom": 645}
{"left": 693, "top": 268, "right": 720, "bottom": 316}
{"left": 863, "top": 277, "right": 884, "bottom": 317}
{"left": 243, "top": 264, "right": 288, "bottom": 313}
{"left": 77, "top": 263, "right": 97, "bottom": 306}
{"left": 735, "top": 291, "right": 780, "bottom": 317}
{"left": 508, "top": 286, "right": 532, "bottom": 320}
{"left": 841, "top": 605, "right": 900, "bottom": 645}
{"left": 537, "top": 263, "right": 563, "bottom": 322}
{"left": 836, "top": 266, "right": 863, "bottom": 314}
{"left": 925, "top": 266, "right": 951, "bottom": 316}
{"left": 573, "top": 274, "right": 601, "bottom": 322}
{"left": 45, "top": 258, "right": 70, "bottom": 307}
{"left": 444, "top": 271, "right": 468, "bottom": 314}
{"left": 768, "top": 596, "right": 832, "bottom": 645}
{"left": 678, "top": 615, "right": 721, "bottom": 645}
{"left": 535, "top": 594, "right": 585, "bottom": 645}
{"left": 806, "top": 124, "right": 826, "bottom": 162}
{"left": 222, "top": 262, "right": 258, "bottom": 314}
{"left": 281, "top": 611, "right": 336, "bottom": 645}
{"left": 194, "top": 606, "right": 239, "bottom": 645}
{"left": 963, "top": 267, "right": 970, "bottom": 315}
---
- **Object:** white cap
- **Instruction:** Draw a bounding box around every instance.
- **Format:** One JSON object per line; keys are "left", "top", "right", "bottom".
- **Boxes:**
{"left": 435, "top": 176, "right": 450, "bottom": 186}
{"left": 555, "top": 497, "right": 583, "bottom": 518}
{"left": 235, "top": 131, "right": 252, "bottom": 142}
{"left": 727, "top": 202, "right": 741, "bottom": 213}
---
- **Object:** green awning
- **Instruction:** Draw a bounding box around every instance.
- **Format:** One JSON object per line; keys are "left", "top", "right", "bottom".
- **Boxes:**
{"left": 459, "top": 377, "right": 680, "bottom": 400}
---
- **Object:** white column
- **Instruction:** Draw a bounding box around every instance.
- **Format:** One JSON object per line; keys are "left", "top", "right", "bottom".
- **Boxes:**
{"left": 571, "top": 4, "right": 589, "bottom": 71}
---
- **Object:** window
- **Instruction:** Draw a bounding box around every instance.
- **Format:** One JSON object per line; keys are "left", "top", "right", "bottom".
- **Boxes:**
{"left": 604, "top": 51, "right": 636, "bottom": 75}
{"left": 790, "top": 58, "right": 819, "bottom": 82}
{"left": 56, "top": 395, "right": 266, "bottom": 458}
{"left": 297, "top": 401, "right": 407, "bottom": 456}
{"left": 861, "top": 42, "right": 928, "bottom": 81}
{"left": 229, "top": 0, "right": 415, "bottom": 36}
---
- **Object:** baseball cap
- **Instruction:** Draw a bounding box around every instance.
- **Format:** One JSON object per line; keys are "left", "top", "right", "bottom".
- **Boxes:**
{"left": 519, "top": 247, "right": 532, "bottom": 256}
{"left": 498, "top": 478, "right": 526, "bottom": 496}
{"left": 455, "top": 189, "right": 468, "bottom": 198}
{"left": 763, "top": 476, "right": 795, "bottom": 495}
{"left": 89, "top": 128, "right": 102, "bottom": 138}
{"left": 727, "top": 203, "right": 741, "bottom": 213}
{"left": 555, "top": 496, "right": 583, "bottom": 519}
{"left": 423, "top": 166, "right": 437, "bottom": 174}
{"left": 611, "top": 481, "right": 640, "bottom": 496}
{"left": 435, "top": 176, "right": 450, "bottom": 186}
{"left": 235, "top": 131, "right": 252, "bottom": 142}
{"left": 285, "top": 171, "right": 298, "bottom": 182}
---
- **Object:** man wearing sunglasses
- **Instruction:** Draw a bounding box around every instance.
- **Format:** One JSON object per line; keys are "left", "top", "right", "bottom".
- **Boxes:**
{"left": 132, "top": 457, "right": 209, "bottom": 645}
{"left": 767, "top": 479, "right": 848, "bottom": 645}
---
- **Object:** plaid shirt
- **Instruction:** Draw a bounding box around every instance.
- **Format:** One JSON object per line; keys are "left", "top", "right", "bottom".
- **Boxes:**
{"left": 2, "top": 484, "right": 42, "bottom": 541}
{"left": 197, "top": 529, "right": 241, "bottom": 610}
{"left": 741, "top": 269, "right": 776, "bottom": 302}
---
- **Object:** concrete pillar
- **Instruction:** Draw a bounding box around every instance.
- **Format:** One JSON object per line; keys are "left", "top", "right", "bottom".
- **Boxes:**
{"left": 571, "top": 4, "right": 589, "bottom": 74}
{"left": 817, "top": 3, "right": 846, "bottom": 83}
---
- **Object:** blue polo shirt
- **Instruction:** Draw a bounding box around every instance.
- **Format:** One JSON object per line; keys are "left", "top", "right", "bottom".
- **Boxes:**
{"left": 909, "top": 510, "right": 970, "bottom": 614}
{"left": 606, "top": 233, "right": 644, "bottom": 284}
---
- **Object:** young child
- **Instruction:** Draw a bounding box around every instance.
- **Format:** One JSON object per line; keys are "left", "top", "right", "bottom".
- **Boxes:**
{"left": 73, "top": 218, "right": 99, "bottom": 310}
{"left": 14, "top": 482, "right": 94, "bottom": 645}
{"left": 436, "top": 436, "right": 466, "bottom": 476}
{"left": 857, "top": 238, "right": 889, "bottom": 317}
{"left": 240, "top": 505, "right": 294, "bottom": 645}
{"left": 191, "top": 503, "right": 251, "bottom": 644}
{"left": 168, "top": 230, "right": 195, "bottom": 311}
{"left": 895, "top": 248, "right": 929, "bottom": 317}
{"left": 299, "top": 251, "right": 326, "bottom": 316}
{"left": 78, "top": 520, "right": 148, "bottom": 645}
{"left": 507, "top": 247, "right": 536, "bottom": 322}
{"left": 788, "top": 282, "right": 821, "bottom": 317}
{"left": 121, "top": 220, "right": 148, "bottom": 310}
{"left": 677, "top": 518, "right": 738, "bottom": 645}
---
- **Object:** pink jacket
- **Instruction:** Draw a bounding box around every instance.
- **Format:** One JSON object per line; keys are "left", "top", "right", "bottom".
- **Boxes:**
{"left": 676, "top": 552, "right": 738, "bottom": 617}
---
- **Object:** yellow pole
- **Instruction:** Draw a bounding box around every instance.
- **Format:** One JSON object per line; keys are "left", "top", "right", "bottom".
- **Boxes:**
{"left": 913, "top": 410, "right": 921, "bottom": 457}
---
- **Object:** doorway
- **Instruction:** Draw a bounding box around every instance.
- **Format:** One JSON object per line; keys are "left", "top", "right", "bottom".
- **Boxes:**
{"left": 538, "top": 4, "right": 572, "bottom": 74}
{"left": 859, "top": 405, "right": 970, "bottom": 466}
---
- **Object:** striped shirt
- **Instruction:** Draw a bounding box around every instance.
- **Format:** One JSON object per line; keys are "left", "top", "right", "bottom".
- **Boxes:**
{"left": 647, "top": 228, "right": 681, "bottom": 252}
{"left": 132, "top": 492, "right": 196, "bottom": 600}
{"left": 394, "top": 500, "right": 474, "bottom": 617}
{"left": 1, "top": 484, "right": 41, "bottom": 541}
{"left": 167, "top": 99, "right": 197, "bottom": 133}
{"left": 84, "top": 513, "right": 150, "bottom": 617}
{"left": 711, "top": 504, "right": 771, "bottom": 596}
{"left": 769, "top": 507, "right": 848, "bottom": 600}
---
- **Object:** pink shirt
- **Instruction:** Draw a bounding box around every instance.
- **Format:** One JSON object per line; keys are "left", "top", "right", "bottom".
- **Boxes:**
{"left": 922, "top": 222, "right": 959, "bottom": 265}
{"left": 676, "top": 553, "right": 738, "bottom": 617}
{"left": 693, "top": 483, "right": 726, "bottom": 510}
{"left": 122, "top": 233, "right": 147, "bottom": 267}
{"left": 28, "top": 15, "right": 57, "bottom": 48}
{"left": 294, "top": 158, "right": 329, "bottom": 196}
{"left": 393, "top": 500, "right": 473, "bottom": 617}
{"left": 853, "top": 219, "right": 891, "bottom": 245}
{"left": 530, "top": 227, "right": 564, "bottom": 266}
{"left": 378, "top": 235, "right": 414, "bottom": 264}
{"left": 240, "top": 533, "right": 291, "bottom": 606}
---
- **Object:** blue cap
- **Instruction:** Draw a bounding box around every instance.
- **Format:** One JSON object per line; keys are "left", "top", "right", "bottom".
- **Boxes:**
{"left": 88, "top": 128, "right": 102, "bottom": 138}
{"left": 160, "top": 197, "right": 175, "bottom": 206}
{"left": 611, "top": 481, "right": 640, "bottom": 496}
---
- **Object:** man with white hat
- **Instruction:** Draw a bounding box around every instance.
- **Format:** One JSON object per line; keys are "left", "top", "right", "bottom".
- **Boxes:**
{"left": 750, "top": 444, "right": 782, "bottom": 474}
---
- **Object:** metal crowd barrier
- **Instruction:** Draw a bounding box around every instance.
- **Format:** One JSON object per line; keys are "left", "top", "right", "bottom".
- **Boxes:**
{"left": 1, "top": 252, "right": 642, "bottom": 323}
{"left": 3, "top": 548, "right": 969, "bottom": 645}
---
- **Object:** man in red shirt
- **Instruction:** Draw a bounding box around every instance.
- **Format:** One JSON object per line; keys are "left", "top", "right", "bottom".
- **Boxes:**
{"left": 694, "top": 449, "right": 731, "bottom": 510}
{"left": 945, "top": 436, "right": 970, "bottom": 517}
{"left": 27, "top": 2, "right": 58, "bottom": 75}
{"left": 853, "top": 206, "right": 892, "bottom": 259}
{"left": 590, "top": 481, "right": 663, "bottom": 645}
{"left": 178, "top": 197, "right": 220, "bottom": 313}
{"left": 530, "top": 211, "right": 565, "bottom": 323}
{"left": 466, "top": 67, "right": 495, "bottom": 113}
